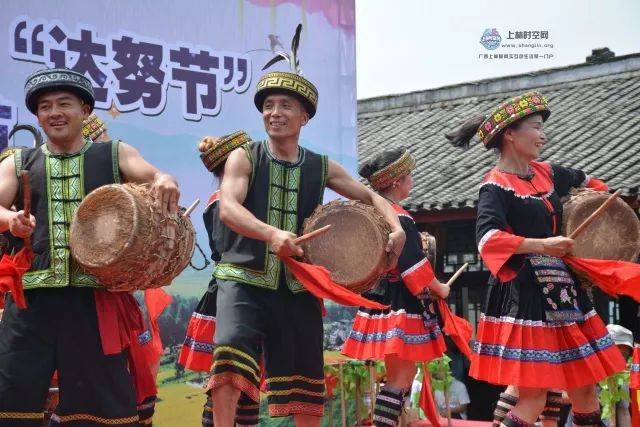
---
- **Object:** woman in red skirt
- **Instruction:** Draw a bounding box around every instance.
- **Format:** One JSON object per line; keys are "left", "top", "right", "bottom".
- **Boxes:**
{"left": 178, "top": 132, "right": 259, "bottom": 427}
{"left": 342, "top": 148, "right": 450, "bottom": 427}
{"left": 447, "top": 91, "right": 625, "bottom": 427}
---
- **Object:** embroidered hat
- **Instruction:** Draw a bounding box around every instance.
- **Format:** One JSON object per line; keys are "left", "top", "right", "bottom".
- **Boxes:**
{"left": 477, "top": 91, "right": 550, "bottom": 148}
{"left": 82, "top": 113, "right": 107, "bottom": 141}
{"left": 25, "top": 68, "right": 95, "bottom": 114}
{"left": 368, "top": 149, "right": 416, "bottom": 191}
{"left": 254, "top": 24, "right": 318, "bottom": 118}
{"left": 200, "top": 130, "right": 252, "bottom": 172}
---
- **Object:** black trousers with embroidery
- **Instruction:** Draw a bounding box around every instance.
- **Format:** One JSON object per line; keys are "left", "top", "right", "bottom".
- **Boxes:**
{"left": 210, "top": 278, "right": 325, "bottom": 418}
{"left": 0, "top": 288, "right": 139, "bottom": 427}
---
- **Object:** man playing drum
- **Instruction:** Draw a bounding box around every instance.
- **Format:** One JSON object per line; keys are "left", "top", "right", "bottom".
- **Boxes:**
{"left": 202, "top": 27, "right": 406, "bottom": 427}
{"left": 0, "top": 68, "right": 179, "bottom": 426}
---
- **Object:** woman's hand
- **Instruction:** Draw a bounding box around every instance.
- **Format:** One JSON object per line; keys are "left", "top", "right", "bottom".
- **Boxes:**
{"left": 539, "top": 236, "right": 575, "bottom": 257}
{"left": 428, "top": 280, "right": 450, "bottom": 299}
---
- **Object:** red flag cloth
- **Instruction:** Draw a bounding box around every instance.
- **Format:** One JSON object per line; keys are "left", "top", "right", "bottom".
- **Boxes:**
{"left": 128, "top": 333, "right": 158, "bottom": 403}
{"left": 144, "top": 288, "right": 173, "bottom": 367}
{"left": 94, "top": 290, "right": 157, "bottom": 402}
{"left": 586, "top": 178, "right": 608, "bottom": 192}
{"left": 563, "top": 256, "right": 640, "bottom": 301}
{"left": 420, "top": 369, "right": 442, "bottom": 427}
{"left": 0, "top": 247, "right": 34, "bottom": 309}
{"left": 437, "top": 299, "right": 473, "bottom": 358}
{"left": 281, "top": 257, "right": 389, "bottom": 310}
{"left": 324, "top": 373, "right": 339, "bottom": 398}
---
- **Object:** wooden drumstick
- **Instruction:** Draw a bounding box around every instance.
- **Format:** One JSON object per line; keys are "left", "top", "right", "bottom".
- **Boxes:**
{"left": 20, "top": 171, "right": 32, "bottom": 250}
{"left": 568, "top": 189, "right": 623, "bottom": 240}
{"left": 293, "top": 224, "right": 332, "bottom": 245}
{"left": 446, "top": 262, "right": 469, "bottom": 287}
{"left": 339, "top": 362, "right": 347, "bottom": 427}
{"left": 182, "top": 198, "right": 200, "bottom": 218}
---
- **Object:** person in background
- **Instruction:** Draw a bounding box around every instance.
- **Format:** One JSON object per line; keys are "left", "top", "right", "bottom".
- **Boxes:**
{"left": 604, "top": 324, "right": 634, "bottom": 427}
{"left": 432, "top": 364, "right": 471, "bottom": 420}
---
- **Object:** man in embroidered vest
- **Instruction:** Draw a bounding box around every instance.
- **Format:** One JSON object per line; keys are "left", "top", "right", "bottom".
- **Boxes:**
{"left": 206, "top": 26, "right": 406, "bottom": 427}
{"left": 0, "top": 68, "right": 179, "bottom": 426}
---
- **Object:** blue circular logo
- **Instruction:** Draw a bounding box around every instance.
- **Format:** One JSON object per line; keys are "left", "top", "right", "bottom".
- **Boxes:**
{"left": 480, "top": 28, "right": 502, "bottom": 50}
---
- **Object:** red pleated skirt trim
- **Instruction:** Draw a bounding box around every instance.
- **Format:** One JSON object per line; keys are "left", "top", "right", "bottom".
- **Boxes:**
{"left": 178, "top": 312, "right": 216, "bottom": 372}
{"left": 631, "top": 344, "right": 640, "bottom": 389}
{"left": 469, "top": 310, "right": 626, "bottom": 389}
{"left": 341, "top": 309, "right": 446, "bottom": 362}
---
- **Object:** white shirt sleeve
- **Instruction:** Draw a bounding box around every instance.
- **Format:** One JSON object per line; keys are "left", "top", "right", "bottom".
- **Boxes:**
{"left": 453, "top": 379, "right": 470, "bottom": 406}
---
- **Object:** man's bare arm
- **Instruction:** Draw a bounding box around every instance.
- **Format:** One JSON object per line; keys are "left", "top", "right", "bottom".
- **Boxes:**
{"left": 219, "top": 148, "right": 302, "bottom": 257}
{"left": 118, "top": 142, "right": 159, "bottom": 184}
{"left": 118, "top": 142, "right": 180, "bottom": 215}
{"left": 0, "top": 156, "right": 35, "bottom": 237}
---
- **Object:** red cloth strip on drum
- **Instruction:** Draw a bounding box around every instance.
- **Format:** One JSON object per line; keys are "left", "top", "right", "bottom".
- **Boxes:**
{"left": 564, "top": 256, "right": 640, "bottom": 302}
{"left": 437, "top": 299, "right": 473, "bottom": 358}
{"left": 281, "top": 257, "right": 389, "bottom": 309}
{"left": 144, "top": 288, "right": 173, "bottom": 367}
{"left": 93, "top": 291, "right": 157, "bottom": 402}
{"left": 419, "top": 370, "right": 442, "bottom": 427}
{"left": 585, "top": 177, "right": 608, "bottom": 191}
{"left": 0, "top": 247, "right": 33, "bottom": 309}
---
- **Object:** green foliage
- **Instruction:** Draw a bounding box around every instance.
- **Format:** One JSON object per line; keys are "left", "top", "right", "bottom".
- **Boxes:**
{"left": 599, "top": 369, "right": 630, "bottom": 421}
{"left": 427, "top": 355, "right": 453, "bottom": 392}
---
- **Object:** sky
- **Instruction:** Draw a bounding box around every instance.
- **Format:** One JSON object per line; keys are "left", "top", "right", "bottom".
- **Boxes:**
{"left": 355, "top": 0, "right": 640, "bottom": 99}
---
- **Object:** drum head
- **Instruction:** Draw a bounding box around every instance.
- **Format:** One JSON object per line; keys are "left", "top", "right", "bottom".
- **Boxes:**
{"left": 302, "top": 201, "right": 389, "bottom": 293}
{"left": 562, "top": 189, "right": 640, "bottom": 261}
{"left": 70, "top": 185, "right": 137, "bottom": 268}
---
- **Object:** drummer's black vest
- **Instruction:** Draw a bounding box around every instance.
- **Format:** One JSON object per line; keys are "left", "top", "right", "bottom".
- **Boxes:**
{"left": 215, "top": 140, "right": 328, "bottom": 292}
{"left": 13, "top": 139, "right": 121, "bottom": 290}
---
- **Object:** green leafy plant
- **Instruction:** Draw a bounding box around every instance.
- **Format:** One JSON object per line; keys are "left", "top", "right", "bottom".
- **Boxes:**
{"left": 427, "top": 355, "right": 453, "bottom": 392}
{"left": 599, "top": 369, "right": 630, "bottom": 422}
{"left": 342, "top": 361, "right": 370, "bottom": 422}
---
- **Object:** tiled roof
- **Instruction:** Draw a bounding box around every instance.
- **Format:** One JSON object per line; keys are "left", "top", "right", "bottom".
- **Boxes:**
{"left": 357, "top": 51, "right": 640, "bottom": 211}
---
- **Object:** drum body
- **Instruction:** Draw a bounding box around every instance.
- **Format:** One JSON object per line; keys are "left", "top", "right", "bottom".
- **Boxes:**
{"left": 301, "top": 200, "right": 390, "bottom": 294}
{"left": 419, "top": 231, "right": 437, "bottom": 265}
{"left": 562, "top": 188, "right": 640, "bottom": 261}
{"left": 70, "top": 184, "right": 195, "bottom": 291}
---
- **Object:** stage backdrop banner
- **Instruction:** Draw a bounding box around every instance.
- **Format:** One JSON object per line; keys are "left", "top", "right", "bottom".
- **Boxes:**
{"left": 1, "top": 0, "right": 356, "bottom": 296}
